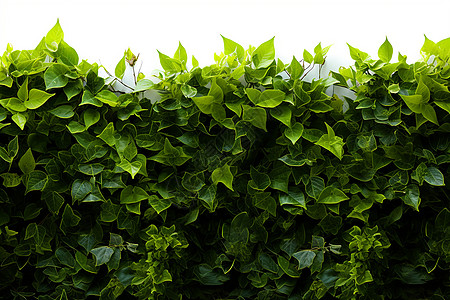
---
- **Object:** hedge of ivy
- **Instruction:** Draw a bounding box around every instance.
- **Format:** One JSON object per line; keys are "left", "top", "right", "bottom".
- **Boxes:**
{"left": 0, "top": 20, "right": 449, "bottom": 300}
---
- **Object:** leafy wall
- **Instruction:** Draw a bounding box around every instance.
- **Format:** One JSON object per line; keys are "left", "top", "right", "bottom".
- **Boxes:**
{"left": 0, "top": 20, "right": 449, "bottom": 299}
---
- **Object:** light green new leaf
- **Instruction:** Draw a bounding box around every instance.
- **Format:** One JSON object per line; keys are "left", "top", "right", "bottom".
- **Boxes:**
{"left": 45, "top": 19, "right": 64, "bottom": 51}
{"left": 252, "top": 37, "right": 275, "bottom": 69}
{"left": 78, "top": 163, "right": 104, "bottom": 176}
{"left": 44, "top": 64, "right": 70, "bottom": 89}
{"left": 19, "top": 149, "right": 35, "bottom": 175}
{"left": 315, "top": 123, "right": 344, "bottom": 159}
{"left": 303, "top": 49, "right": 314, "bottom": 64}
{"left": 56, "top": 41, "right": 79, "bottom": 66}
{"left": 378, "top": 37, "right": 393, "bottom": 62}
{"left": 115, "top": 55, "right": 126, "bottom": 79}
{"left": 95, "top": 90, "right": 119, "bottom": 107}
{"left": 284, "top": 122, "right": 304, "bottom": 145}
{"left": 17, "top": 77, "right": 28, "bottom": 101}
{"left": 25, "top": 89, "right": 55, "bottom": 109}
{"left": 317, "top": 186, "right": 349, "bottom": 204}
{"left": 287, "top": 56, "right": 304, "bottom": 80}
{"left": 134, "top": 79, "right": 154, "bottom": 92}
{"left": 211, "top": 164, "right": 234, "bottom": 191}
{"left": 174, "top": 42, "right": 187, "bottom": 63}
{"left": 12, "top": 113, "right": 27, "bottom": 130}
{"left": 116, "top": 159, "right": 142, "bottom": 179}
{"left": 97, "top": 122, "right": 115, "bottom": 146}
{"left": 222, "top": 35, "right": 245, "bottom": 62}
{"left": 158, "top": 51, "right": 182, "bottom": 73}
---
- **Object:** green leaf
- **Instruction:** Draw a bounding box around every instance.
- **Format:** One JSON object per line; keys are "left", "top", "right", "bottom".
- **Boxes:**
{"left": 120, "top": 185, "right": 149, "bottom": 204}
{"left": 116, "top": 159, "right": 142, "bottom": 179}
{"left": 198, "top": 185, "right": 217, "bottom": 211}
{"left": 78, "top": 163, "right": 104, "bottom": 176}
{"left": 55, "top": 247, "right": 75, "bottom": 268}
{"left": 303, "top": 49, "right": 314, "bottom": 64}
{"left": 17, "top": 77, "right": 28, "bottom": 101}
{"left": 134, "top": 79, "right": 154, "bottom": 93}
{"left": 287, "top": 56, "right": 304, "bottom": 80}
{"left": 95, "top": 90, "right": 119, "bottom": 107}
{"left": 149, "top": 138, "right": 191, "bottom": 166}
{"left": 49, "top": 105, "right": 74, "bottom": 118}
{"left": 26, "top": 170, "right": 48, "bottom": 193}
{"left": 252, "top": 37, "right": 275, "bottom": 69}
{"left": 44, "top": 64, "right": 70, "bottom": 89}
{"left": 71, "top": 179, "right": 92, "bottom": 202}
{"left": 56, "top": 41, "right": 79, "bottom": 66}
{"left": 270, "top": 104, "right": 291, "bottom": 127}
{"left": 259, "top": 253, "right": 278, "bottom": 273}
{"left": 317, "top": 187, "right": 349, "bottom": 204}
{"left": 158, "top": 51, "right": 182, "bottom": 73}
{"left": 12, "top": 112, "right": 27, "bottom": 130}
{"left": 416, "top": 77, "right": 430, "bottom": 102}
{"left": 100, "top": 200, "right": 120, "bottom": 222}
{"left": 293, "top": 250, "right": 316, "bottom": 269}
{"left": 115, "top": 55, "right": 126, "bottom": 79}
{"left": 378, "top": 37, "right": 393, "bottom": 62}
{"left": 25, "top": 89, "right": 55, "bottom": 109}
{"left": 174, "top": 42, "right": 187, "bottom": 63}
{"left": 279, "top": 188, "right": 306, "bottom": 208}
{"left": 211, "top": 164, "right": 234, "bottom": 191}
{"left": 249, "top": 166, "right": 271, "bottom": 191}
{"left": 401, "top": 184, "right": 421, "bottom": 211}
{"left": 97, "top": 122, "right": 115, "bottom": 146}
{"left": 182, "top": 172, "right": 205, "bottom": 192}
{"left": 1, "top": 173, "right": 22, "bottom": 187}
{"left": 60, "top": 204, "right": 81, "bottom": 234}
{"left": 347, "top": 43, "right": 369, "bottom": 62}
{"left": 181, "top": 84, "right": 197, "bottom": 98}
{"left": 222, "top": 35, "right": 245, "bottom": 62}
{"left": 42, "top": 191, "right": 65, "bottom": 215}
{"left": 306, "top": 176, "right": 325, "bottom": 199}
{"left": 424, "top": 166, "right": 445, "bottom": 186}
{"left": 245, "top": 88, "right": 285, "bottom": 108}
{"left": 83, "top": 109, "right": 101, "bottom": 129}
{"left": 284, "top": 122, "right": 304, "bottom": 145}
{"left": 148, "top": 196, "right": 172, "bottom": 214}
{"left": 45, "top": 19, "right": 64, "bottom": 51}
{"left": 242, "top": 105, "right": 267, "bottom": 131}
{"left": 90, "top": 246, "right": 114, "bottom": 266}
{"left": 19, "top": 148, "right": 35, "bottom": 175}
{"left": 315, "top": 123, "right": 344, "bottom": 159}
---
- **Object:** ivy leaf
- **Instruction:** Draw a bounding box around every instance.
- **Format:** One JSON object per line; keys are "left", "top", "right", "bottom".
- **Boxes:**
{"left": 249, "top": 166, "right": 271, "bottom": 191}
{"left": 315, "top": 123, "right": 344, "bottom": 159}
{"left": 42, "top": 191, "right": 65, "bottom": 215}
{"left": 60, "top": 204, "right": 81, "bottom": 234}
{"left": 25, "top": 170, "right": 48, "bottom": 193}
{"left": 211, "top": 164, "right": 234, "bottom": 191}
{"left": 424, "top": 166, "right": 445, "bottom": 186}
{"left": 44, "top": 64, "right": 70, "bottom": 89}
{"left": 284, "top": 122, "right": 304, "bottom": 145}
{"left": 115, "top": 55, "right": 126, "bottom": 79}
{"left": 95, "top": 90, "right": 119, "bottom": 107}
{"left": 45, "top": 19, "right": 64, "bottom": 51}
{"left": 252, "top": 37, "right": 275, "bottom": 69}
{"left": 25, "top": 89, "right": 55, "bottom": 109}
{"left": 120, "top": 186, "right": 149, "bottom": 204}
{"left": 90, "top": 246, "right": 114, "bottom": 266}
{"left": 222, "top": 35, "right": 245, "bottom": 62}
{"left": 293, "top": 250, "right": 316, "bottom": 269}
{"left": 378, "top": 37, "right": 393, "bottom": 62}
{"left": 317, "top": 187, "right": 349, "bottom": 204}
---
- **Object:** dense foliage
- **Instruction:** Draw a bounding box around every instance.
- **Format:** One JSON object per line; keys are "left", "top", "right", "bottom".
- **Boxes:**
{"left": 0, "top": 20, "right": 449, "bottom": 299}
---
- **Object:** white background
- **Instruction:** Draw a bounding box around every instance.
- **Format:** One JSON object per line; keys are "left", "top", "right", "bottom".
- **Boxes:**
{"left": 1, "top": 0, "right": 450, "bottom": 81}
